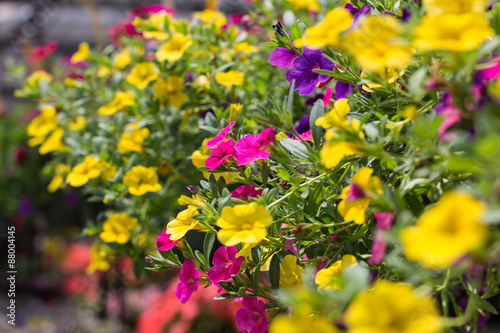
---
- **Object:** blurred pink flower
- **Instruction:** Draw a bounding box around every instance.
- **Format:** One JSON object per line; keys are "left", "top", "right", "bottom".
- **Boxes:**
{"left": 26, "top": 41, "right": 58, "bottom": 64}
{"left": 206, "top": 121, "right": 235, "bottom": 149}
{"left": 208, "top": 246, "right": 244, "bottom": 291}
{"left": 205, "top": 139, "right": 236, "bottom": 170}
{"left": 236, "top": 297, "right": 268, "bottom": 333}
{"left": 156, "top": 228, "right": 179, "bottom": 251}
{"left": 230, "top": 185, "right": 263, "bottom": 201}
{"left": 369, "top": 212, "right": 393, "bottom": 264}
{"left": 108, "top": 21, "right": 141, "bottom": 46}
{"left": 130, "top": 4, "right": 175, "bottom": 18}
{"left": 235, "top": 128, "right": 275, "bottom": 165}
{"left": 175, "top": 259, "right": 199, "bottom": 303}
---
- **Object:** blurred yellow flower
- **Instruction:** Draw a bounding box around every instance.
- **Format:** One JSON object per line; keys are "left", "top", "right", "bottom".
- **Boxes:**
{"left": 167, "top": 205, "right": 204, "bottom": 240}
{"left": 235, "top": 42, "right": 259, "bottom": 54}
{"left": 66, "top": 156, "right": 102, "bottom": 187}
{"left": 152, "top": 76, "right": 188, "bottom": 108}
{"left": 27, "top": 106, "right": 58, "bottom": 139}
{"left": 158, "top": 160, "right": 175, "bottom": 176}
{"left": 100, "top": 161, "right": 118, "bottom": 182}
{"left": 69, "top": 116, "right": 86, "bottom": 131}
{"left": 113, "top": 48, "right": 132, "bottom": 70}
{"left": 127, "top": 62, "right": 159, "bottom": 89}
{"left": 124, "top": 166, "right": 162, "bottom": 196}
{"left": 98, "top": 92, "right": 135, "bottom": 116}
{"left": 191, "top": 149, "right": 236, "bottom": 183}
{"left": 47, "top": 164, "right": 70, "bottom": 193}
{"left": 229, "top": 103, "right": 243, "bottom": 122}
{"left": 118, "top": 123, "right": 150, "bottom": 154}
{"left": 270, "top": 315, "right": 337, "bottom": 333}
{"left": 315, "top": 254, "right": 357, "bottom": 291}
{"left": 320, "top": 131, "right": 360, "bottom": 169}
{"left": 413, "top": 13, "right": 493, "bottom": 52}
{"left": 27, "top": 70, "right": 53, "bottom": 86}
{"left": 345, "top": 280, "right": 442, "bottom": 333}
{"left": 215, "top": 70, "right": 244, "bottom": 88}
{"left": 400, "top": 191, "right": 487, "bottom": 269}
{"left": 315, "top": 98, "right": 351, "bottom": 129}
{"left": 287, "top": 0, "right": 320, "bottom": 11}
{"left": 156, "top": 34, "right": 192, "bottom": 63}
{"left": 280, "top": 255, "right": 304, "bottom": 289}
{"left": 217, "top": 202, "right": 273, "bottom": 246}
{"left": 301, "top": 8, "right": 352, "bottom": 48}
{"left": 193, "top": 10, "right": 227, "bottom": 28}
{"left": 87, "top": 243, "right": 110, "bottom": 274}
{"left": 100, "top": 213, "right": 138, "bottom": 244}
{"left": 423, "top": 0, "right": 489, "bottom": 15}
{"left": 71, "top": 42, "right": 90, "bottom": 64}
{"left": 39, "top": 128, "right": 65, "bottom": 155}
{"left": 338, "top": 167, "right": 382, "bottom": 224}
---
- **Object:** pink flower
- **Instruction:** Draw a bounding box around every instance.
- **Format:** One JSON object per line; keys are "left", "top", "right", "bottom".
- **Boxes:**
{"left": 369, "top": 212, "right": 393, "bottom": 264}
{"left": 156, "top": 228, "right": 179, "bottom": 251}
{"left": 298, "top": 129, "right": 313, "bottom": 142}
{"left": 230, "top": 185, "right": 263, "bottom": 201}
{"left": 205, "top": 139, "right": 236, "bottom": 170}
{"left": 108, "top": 21, "right": 140, "bottom": 46}
{"left": 236, "top": 297, "right": 268, "bottom": 333}
{"left": 26, "top": 41, "right": 58, "bottom": 64}
{"left": 175, "top": 259, "right": 199, "bottom": 303}
{"left": 130, "top": 4, "right": 175, "bottom": 18}
{"left": 208, "top": 246, "right": 244, "bottom": 291}
{"left": 235, "top": 128, "right": 275, "bottom": 166}
{"left": 323, "top": 86, "right": 333, "bottom": 107}
{"left": 206, "top": 121, "right": 236, "bottom": 149}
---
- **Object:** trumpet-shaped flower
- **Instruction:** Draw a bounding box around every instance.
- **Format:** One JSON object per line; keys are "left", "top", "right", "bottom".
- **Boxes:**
{"left": 315, "top": 98, "right": 351, "bottom": 129}
{"left": 235, "top": 128, "right": 275, "bottom": 166}
{"left": 345, "top": 280, "right": 442, "bottom": 333}
{"left": 229, "top": 104, "right": 243, "bottom": 122}
{"left": 217, "top": 202, "right": 273, "bottom": 246}
{"left": 118, "top": 123, "right": 150, "bottom": 154}
{"left": 286, "top": 48, "right": 335, "bottom": 96}
{"left": 230, "top": 185, "right": 263, "bottom": 201}
{"left": 208, "top": 246, "right": 244, "bottom": 289}
{"left": 236, "top": 297, "right": 268, "bottom": 333}
{"left": 71, "top": 42, "right": 89, "bottom": 64}
{"left": 338, "top": 167, "right": 382, "bottom": 224}
{"left": 315, "top": 254, "right": 357, "bottom": 291}
{"left": 167, "top": 205, "right": 204, "bottom": 240}
{"left": 175, "top": 259, "right": 199, "bottom": 303}
{"left": 66, "top": 156, "right": 102, "bottom": 187}
{"left": 156, "top": 228, "right": 179, "bottom": 251}
{"left": 156, "top": 34, "right": 192, "bottom": 63}
{"left": 400, "top": 191, "right": 487, "bottom": 269}
{"left": 205, "top": 139, "right": 236, "bottom": 170}
{"left": 280, "top": 255, "right": 304, "bottom": 289}
{"left": 413, "top": 13, "right": 493, "bottom": 52}
{"left": 369, "top": 212, "right": 394, "bottom": 264}
{"left": 98, "top": 92, "right": 135, "bottom": 116}
{"left": 126, "top": 62, "right": 159, "bottom": 89}
{"left": 206, "top": 121, "right": 235, "bottom": 149}
{"left": 100, "top": 213, "right": 138, "bottom": 244}
{"left": 301, "top": 8, "right": 352, "bottom": 48}
{"left": 215, "top": 70, "right": 245, "bottom": 88}
{"left": 152, "top": 76, "right": 188, "bottom": 108}
{"left": 123, "top": 166, "right": 162, "bottom": 196}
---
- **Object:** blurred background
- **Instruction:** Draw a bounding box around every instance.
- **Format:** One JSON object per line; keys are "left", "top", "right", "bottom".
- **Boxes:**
{"left": 0, "top": 1, "right": 248, "bottom": 332}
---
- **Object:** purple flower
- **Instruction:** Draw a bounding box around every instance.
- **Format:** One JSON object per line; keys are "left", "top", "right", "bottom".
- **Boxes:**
{"left": 236, "top": 297, "right": 268, "bottom": 333}
{"left": 235, "top": 128, "right": 275, "bottom": 165}
{"left": 401, "top": 8, "right": 412, "bottom": 22}
{"left": 269, "top": 47, "right": 298, "bottom": 69}
{"left": 17, "top": 197, "right": 34, "bottom": 218}
{"left": 335, "top": 81, "right": 354, "bottom": 99}
{"left": 286, "top": 48, "right": 335, "bottom": 96}
{"left": 369, "top": 212, "right": 393, "bottom": 264}
{"left": 294, "top": 114, "right": 311, "bottom": 134}
{"left": 175, "top": 259, "right": 199, "bottom": 303}
{"left": 346, "top": 183, "right": 366, "bottom": 201}
{"left": 230, "top": 185, "right": 263, "bottom": 201}
{"left": 349, "top": 5, "right": 371, "bottom": 32}
{"left": 156, "top": 228, "right": 179, "bottom": 251}
{"left": 206, "top": 121, "right": 236, "bottom": 149}
{"left": 208, "top": 246, "right": 244, "bottom": 291}
{"left": 305, "top": 94, "right": 325, "bottom": 106}
{"left": 205, "top": 139, "right": 236, "bottom": 170}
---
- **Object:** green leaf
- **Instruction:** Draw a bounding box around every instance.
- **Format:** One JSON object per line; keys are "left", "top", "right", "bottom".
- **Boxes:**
{"left": 287, "top": 79, "right": 295, "bottom": 124}
{"left": 195, "top": 250, "right": 208, "bottom": 268}
{"left": 213, "top": 293, "right": 236, "bottom": 300}
{"left": 203, "top": 233, "right": 216, "bottom": 267}
{"left": 310, "top": 99, "right": 325, "bottom": 150}
{"left": 289, "top": 22, "right": 303, "bottom": 44}
{"left": 251, "top": 246, "right": 262, "bottom": 264}
{"left": 262, "top": 41, "right": 279, "bottom": 47}
{"left": 280, "top": 139, "right": 309, "bottom": 160}
{"left": 269, "top": 254, "right": 281, "bottom": 289}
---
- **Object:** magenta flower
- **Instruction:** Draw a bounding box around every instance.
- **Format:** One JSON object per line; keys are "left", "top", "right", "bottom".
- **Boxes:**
{"left": 206, "top": 121, "right": 236, "bottom": 149}
{"left": 156, "top": 228, "right": 179, "bottom": 251}
{"left": 236, "top": 297, "right": 268, "bottom": 333}
{"left": 323, "top": 86, "right": 333, "bottom": 107}
{"left": 230, "top": 185, "right": 263, "bottom": 201}
{"left": 269, "top": 47, "right": 298, "bottom": 69}
{"left": 285, "top": 48, "right": 335, "bottom": 96}
{"left": 369, "top": 212, "right": 393, "bottom": 264}
{"left": 235, "top": 128, "right": 276, "bottom": 165}
{"left": 175, "top": 259, "right": 199, "bottom": 303}
{"left": 208, "top": 246, "right": 244, "bottom": 290}
{"left": 205, "top": 139, "right": 236, "bottom": 171}
{"left": 477, "top": 57, "right": 500, "bottom": 82}
{"left": 345, "top": 183, "right": 366, "bottom": 201}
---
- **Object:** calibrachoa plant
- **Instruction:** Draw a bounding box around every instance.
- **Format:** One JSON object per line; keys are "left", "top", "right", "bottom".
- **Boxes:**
{"left": 16, "top": 0, "right": 500, "bottom": 331}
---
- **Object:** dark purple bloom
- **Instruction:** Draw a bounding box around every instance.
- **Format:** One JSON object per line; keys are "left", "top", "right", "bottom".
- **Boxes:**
{"left": 305, "top": 94, "right": 324, "bottom": 106}
{"left": 350, "top": 5, "right": 371, "bottom": 32}
{"left": 187, "top": 185, "right": 200, "bottom": 193}
{"left": 402, "top": 8, "right": 412, "bottom": 22}
{"left": 17, "top": 197, "right": 34, "bottom": 218}
{"left": 286, "top": 48, "right": 335, "bottom": 96}
{"left": 64, "top": 190, "right": 80, "bottom": 208}
{"left": 294, "top": 114, "right": 311, "bottom": 134}
{"left": 269, "top": 47, "right": 298, "bottom": 69}
{"left": 344, "top": 3, "right": 359, "bottom": 15}
{"left": 335, "top": 81, "right": 354, "bottom": 99}
{"left": 346, "top": 183, "right": 366, "bottom": 201}
{"left": 236, "top": 298, "right": 268, "bottom": 333}
{"left": 231, "top": 185, "right": 263, "bottom": 201}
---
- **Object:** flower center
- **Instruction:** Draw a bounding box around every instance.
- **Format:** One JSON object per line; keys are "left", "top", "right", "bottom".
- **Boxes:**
{"left": 346, "top": 182, "right": 366, "bottom": 201}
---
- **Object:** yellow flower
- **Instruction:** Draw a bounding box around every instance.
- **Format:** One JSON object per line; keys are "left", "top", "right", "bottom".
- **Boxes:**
{"left": 87, "top": 243, "right": 110, "bottom": 274}
{"left": 215, "top": 70, "right": 244, "bottom": 89}
{"left": 315, "top": 98, "right": 351, "bottom": 129}
{"left": 113, "top": 48, "right": 132, "bottom": 70}
{"left": 287, "top": 0, "right": 320, "bottom": 11}
{"left": 235, "top": 42, "right": 259, "bottom": 54}
{"left": 280, "top": 255, "right": 304, "bottom": 289}
{"left": 301, "top": 8, "right": 352, "bottom": 48}
{"left": 338, "top": 167, "right": 382, "bottom": 224}
{"left": 64, "top": 77, "right": 83, "bottom": 88}
{"left": 134, "top": 12, "right": 173, "bottom": 41}
{"left": 123, "top": 166, "right": 162, "bottom": 196}
{"left": 66, "top": 156, "right": 102, "bottom": 187}
{"left": 270, "top": 315, "right": 337, "bottom": 333}
{"left": 344, "top": 16, "right": 412, "bottom": 75}
{"left": 400, "top": 191, "right": 487, "bottom": 269}
{"left": 69, "top": 116, "right": 86, "bottom": 131}
{"left": 100, "top": 161, "right": 118, "bottom": 182}
{"left": 27, "top": 106, "right": 58, "bottom": 139}
{"left": 152, "top": 76, "right": 188, "bottom": 108}
{"left": 413, "top": 13, "right": 493, "bottom": 52}
{"left": 118, "top": 123, "right": 150, "bottom": 154}
{"left": 422, "top": 0, "right": 489, "bottom": 16}
{"left": 191, "top": 149, "right": 236, "bottom": 184}
{"left": 345, "top": 280, "right": 442, "bottom": 333}
{"left": 194, "top": 75, "right": 210, "bottom": 89}
{"left": 100, "top": 213, "right": 138, "bottom": 244}
{"left": 167, "top": 205, "right": 204, "bottom": 240}
{"left": 229, "top": 103, "right": 243, "bottom": 122}
{"left": 47, "top": 164, "right": 70, "bottom": 193}
{"left": 71, "top": 42, "right": 90, "bottom": 64}
{"left": 193, "top": 10, "right": 227, "bottom": 28}
{"left": 39, "top": 128, "right": 65, "bottom": 155}
{"left": 315, "top": 254, "right": 357, "bottom": 291}
{"left": 158, "top": 160, "right": 174, "bottom": 177}
{"left": 97, "top": 92, "right": 135, "bottom": 116}
{"left": 27, "top": 70, "right": 53, "bottom": 86}
{"left": 401, "top": 105, "right": 418, "bottom": 121}
{"left": 126, "top": 62, "right": 159, "bottom": 89}
{"left": 97, "top": 65, "right": 111, "bottom": 78}
{"left": 321, "top": 131, "right": 360, "bottom": 169}
{"left": 155, "top": 34, "right": 192, "bottom": 63}
{"left": 216, "top": 202, "right": 273, "bottom": 246}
